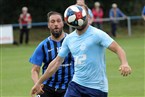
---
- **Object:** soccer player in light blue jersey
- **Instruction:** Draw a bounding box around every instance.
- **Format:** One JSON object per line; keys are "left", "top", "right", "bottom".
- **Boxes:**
{"left": 31, "top": 5, "right": 131, "bottom": 97}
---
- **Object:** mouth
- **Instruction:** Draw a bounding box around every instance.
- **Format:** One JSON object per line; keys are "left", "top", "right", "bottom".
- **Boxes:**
{"left": 54, "top": 27, "right": 59, "bottom": 30}
{"left": 54, "top": 28, "right": 60, "bottom": 32}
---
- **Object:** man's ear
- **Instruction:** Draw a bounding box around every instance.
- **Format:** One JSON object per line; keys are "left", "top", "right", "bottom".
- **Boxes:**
{"left": 48, "top": 23, "right": 50, "bottom": 29}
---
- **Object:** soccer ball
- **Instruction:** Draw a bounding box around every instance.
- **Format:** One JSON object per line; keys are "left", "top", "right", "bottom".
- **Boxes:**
{"left": 64, "top": 5, "right": 87, "bottom": 28}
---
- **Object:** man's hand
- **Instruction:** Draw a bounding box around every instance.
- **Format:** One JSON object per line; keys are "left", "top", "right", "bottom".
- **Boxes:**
{"left": 31, "top": 83, "right": 44, "bottom": 97}
{"left": 119, "top": 63, "right": 131, "bottom": 76}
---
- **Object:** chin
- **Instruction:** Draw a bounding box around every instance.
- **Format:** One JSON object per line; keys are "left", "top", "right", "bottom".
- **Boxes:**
{"left": 76, "top": 23, "right": 88, "bottom": 31}
{"left": 76, "top": 27, "right": 84, "bottom": 31}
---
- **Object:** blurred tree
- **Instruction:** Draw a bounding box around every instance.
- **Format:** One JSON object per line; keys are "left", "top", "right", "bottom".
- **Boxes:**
{"left": 1, "top": 0, "right": 144, "bottom": 24}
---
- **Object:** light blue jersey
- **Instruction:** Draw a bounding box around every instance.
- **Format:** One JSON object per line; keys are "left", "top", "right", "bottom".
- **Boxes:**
{"left": 58, "top": 25, "right": 114, "bottom": 92}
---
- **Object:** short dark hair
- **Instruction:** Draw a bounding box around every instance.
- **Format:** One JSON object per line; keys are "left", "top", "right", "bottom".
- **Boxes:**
{"left": 47, "top": 11, "right": 63, "bottom": 22}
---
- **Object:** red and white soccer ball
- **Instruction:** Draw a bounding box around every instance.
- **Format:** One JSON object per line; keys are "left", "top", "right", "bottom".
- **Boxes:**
{"left": 64, "top": 5, "right": 87, "bottom": 28}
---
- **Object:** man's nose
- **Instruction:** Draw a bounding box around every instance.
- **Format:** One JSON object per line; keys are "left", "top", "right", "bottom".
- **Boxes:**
{"left": 54, "top": 21, "right": 59, "bottom": 25}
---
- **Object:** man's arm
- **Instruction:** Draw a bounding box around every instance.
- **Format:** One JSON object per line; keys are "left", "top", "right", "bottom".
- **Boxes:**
{"left": 108, "top": 41, "right": 131, "bottom": 76}
{"left": 31, "top": 56, "right": 64, "bottom": 97}
{"left": 31, "top": 65, "right": 40, "bottom": 84}
{"left": 142, "top": 15, "right": 145, "bottom": 21}
{"left": 18, "top": 14, "right": 23, "bottom": 29}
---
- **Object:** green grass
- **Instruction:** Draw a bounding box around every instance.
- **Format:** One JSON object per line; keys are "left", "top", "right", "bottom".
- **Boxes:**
{"left": 0, "top": 25, "right": 144, "bottom": 97}
{"left": 106, "top": 36, "right": 144, "bottom": 97}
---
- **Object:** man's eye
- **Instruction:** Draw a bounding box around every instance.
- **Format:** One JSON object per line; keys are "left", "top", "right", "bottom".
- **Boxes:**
{"left": 57, "top": 19, "right": 61, "bottom": 22}
{"left": 51, "top": 20, "right": 55, "bottom": 23}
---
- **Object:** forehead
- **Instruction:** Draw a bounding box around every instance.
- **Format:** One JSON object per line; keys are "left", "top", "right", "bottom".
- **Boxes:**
{"left": 22, "top": 9, "right": 27, "bottom": 12}
{"left": 22, "top": 8, "right": 27, "bottom": 11}
{"left": 77, "top": 0, "right": 84, "bottom": 2}
{"left": 49, "top": 14, "right": 62, "bottom": 21}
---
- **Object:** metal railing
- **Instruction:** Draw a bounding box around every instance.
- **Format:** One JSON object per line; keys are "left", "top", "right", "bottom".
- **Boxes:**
{"left": 12, "top": 16, "right": 143, "bottom": 36}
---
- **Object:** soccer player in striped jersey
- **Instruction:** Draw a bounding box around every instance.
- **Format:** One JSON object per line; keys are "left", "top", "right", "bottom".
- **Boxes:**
{"left": 31, "top": 5, "right": 131, "bottom": 97}
{"left": 29, "top": 11, "right": 74, "bottom": 97}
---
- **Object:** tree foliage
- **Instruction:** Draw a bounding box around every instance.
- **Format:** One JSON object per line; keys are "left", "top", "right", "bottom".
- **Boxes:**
{"left": 1, "top": 0, "right": 144, "bottom": 24}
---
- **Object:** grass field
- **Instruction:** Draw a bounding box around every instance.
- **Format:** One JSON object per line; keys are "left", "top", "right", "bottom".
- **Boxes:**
{"left": 0, "top": 25, "right": 145, "bottom": 97}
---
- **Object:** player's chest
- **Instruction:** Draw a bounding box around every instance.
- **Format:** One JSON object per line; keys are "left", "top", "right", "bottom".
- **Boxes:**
{"left": 68, "top": 35, "right": 95, "bottom": 54}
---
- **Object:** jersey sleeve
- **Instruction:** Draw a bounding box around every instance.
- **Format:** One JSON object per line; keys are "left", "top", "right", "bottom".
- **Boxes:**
{"left": 118, "top": 9, "right": 125, "bottom": 17}
{"left": 29, "top": 41, "right": 44, "bottom": 66}
{"left": 142, "top": 6, "right": 145, "bottom": 15}
{"left": 58, "top": 36, "right": 70, "bottom": 58}
{"left": 109, "top": 9, "right": 113, "bottom": 18}
{"left": 99, "top": 30, "right": 114, "bottom": 48}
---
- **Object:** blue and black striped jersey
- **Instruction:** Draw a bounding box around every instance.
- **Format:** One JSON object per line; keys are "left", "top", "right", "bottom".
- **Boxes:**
{"left": 29, "top": 34, "right": 74, "bottom": 89}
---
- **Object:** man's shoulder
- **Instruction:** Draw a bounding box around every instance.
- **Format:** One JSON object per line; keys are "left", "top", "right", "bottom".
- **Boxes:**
{"left": 116, "top": 8, "right": 121, "bottom": 12}
{"left": 89, "top": 26, "right": 108, "bottom": 37}
{"left": 20, "top": 14, "right": 23, "bottom": 18}
{"left": 89, "top": 26, "right": 102, "bottom": 34}
{"left": 66, "top": 31, "right": 76, "bottom": 38}
{"left": 38, "top": 37, "right": 50, "bottom": 46}
{"left": 26, "top": 13, "right": 31, "bottom": 17}
{"left": 19, "top": 13, "right": 31, "bottom": 17}
{"left": 109, "top": 8, "right": 113, "bottom": 12}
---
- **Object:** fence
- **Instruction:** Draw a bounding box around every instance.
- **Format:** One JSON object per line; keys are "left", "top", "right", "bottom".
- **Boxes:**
{"left": 12, "top": 16, "right": 143, "bottom": 36}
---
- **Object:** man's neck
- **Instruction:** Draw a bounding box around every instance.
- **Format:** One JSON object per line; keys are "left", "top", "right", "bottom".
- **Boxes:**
{"left": 77, "top": 24, "right": 89, "bottom": 35}
{"left": 50, "top": 32, "right": 65, "bottom": 42}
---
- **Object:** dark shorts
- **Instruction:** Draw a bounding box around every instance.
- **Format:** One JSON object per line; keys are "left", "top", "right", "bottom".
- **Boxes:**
{"left": 36, "top": 85, "right": 66, "bottom": 97}
{"left": 64, "top": 81, "right": 108, "bottom": 97}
